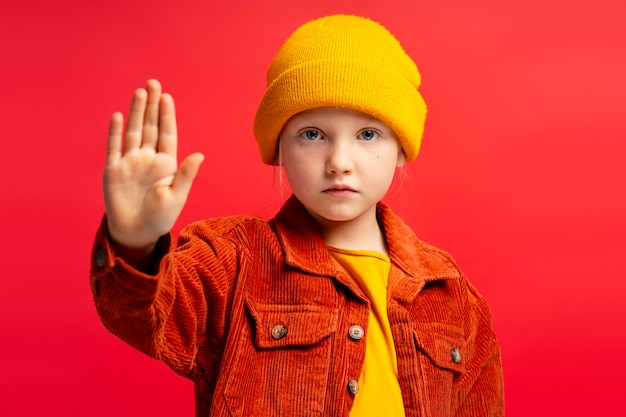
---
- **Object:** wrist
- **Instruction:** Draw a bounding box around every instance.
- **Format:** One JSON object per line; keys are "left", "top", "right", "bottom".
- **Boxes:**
{"left": 109, "top": 237, "right": 157, "bottom": 273}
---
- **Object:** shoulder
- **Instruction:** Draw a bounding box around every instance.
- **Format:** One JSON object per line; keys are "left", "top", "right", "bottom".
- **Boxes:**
{"left": 379, "top": 203, "right": 462, "bottom": 280}
{"left": 183, "top": 214, "right": 271, "bottom": 237}
{"left": 381, "top": 204, "right": 495, "bottom": 323}
{"left": 175, "top": 214, "right": 281, "bottom": 256}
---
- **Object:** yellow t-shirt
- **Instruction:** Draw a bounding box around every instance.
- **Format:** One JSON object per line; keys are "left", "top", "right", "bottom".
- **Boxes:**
{"left": 328, "top": 246, "right": 405, "bottom": 417}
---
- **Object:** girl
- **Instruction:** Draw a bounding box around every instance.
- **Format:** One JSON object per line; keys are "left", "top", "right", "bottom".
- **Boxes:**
{"left": 91, "top": 14, "right": 504, "bottom": 417}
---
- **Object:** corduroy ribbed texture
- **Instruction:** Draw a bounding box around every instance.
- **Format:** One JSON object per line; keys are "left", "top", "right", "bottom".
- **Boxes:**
{"left": 253, "top": 14, "right": 427, "bottom": 164}
{"left": 90, "top": 196, "right": 504, "bottom": 416}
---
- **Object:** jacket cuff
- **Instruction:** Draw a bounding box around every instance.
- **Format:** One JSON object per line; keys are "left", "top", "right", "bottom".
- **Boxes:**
{"left": 89, "top": 215, "right": 173, "bottom": 296}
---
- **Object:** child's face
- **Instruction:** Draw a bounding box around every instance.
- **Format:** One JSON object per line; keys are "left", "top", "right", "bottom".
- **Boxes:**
{"left": 279, "top": 106, "right": 405, "bottom": 227}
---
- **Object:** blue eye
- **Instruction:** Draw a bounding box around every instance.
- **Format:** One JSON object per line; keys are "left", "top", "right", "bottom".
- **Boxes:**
{"left": 301, "top": 129, "right": 321, "bottom": 141}
{"left": 359, "top": 130, "right": 378, "bottom": 141}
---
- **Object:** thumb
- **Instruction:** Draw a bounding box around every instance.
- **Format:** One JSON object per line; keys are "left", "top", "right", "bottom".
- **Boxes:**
{"left": 171, "top": 152, "right": 205, "bottom": 203}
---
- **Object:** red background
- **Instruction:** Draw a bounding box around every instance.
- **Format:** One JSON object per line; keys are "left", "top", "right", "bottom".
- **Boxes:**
{"left": 1, "top": 0, "right": 625, "bottom": 415}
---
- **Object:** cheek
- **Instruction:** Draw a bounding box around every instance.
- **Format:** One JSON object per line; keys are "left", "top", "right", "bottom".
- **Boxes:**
{"left": 369, "top": 155, "right": 401, "bottom": 189}
{"left": 283, "top": 160, "right": 310, "bottom": 190}
{"left": 282, "top": 145, "right": 319, "bottom": 173}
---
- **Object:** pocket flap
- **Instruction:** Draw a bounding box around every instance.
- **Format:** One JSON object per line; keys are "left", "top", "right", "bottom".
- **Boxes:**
{"left": 414, "top": 324, "right": 467, "bottom": 373}
{"left": 245, "top": 297, "right": 338, "bottom": 349}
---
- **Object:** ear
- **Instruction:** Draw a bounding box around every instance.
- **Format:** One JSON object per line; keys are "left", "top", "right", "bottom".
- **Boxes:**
{"left": 396, "top": 149, "right": 406, "bottom": 168}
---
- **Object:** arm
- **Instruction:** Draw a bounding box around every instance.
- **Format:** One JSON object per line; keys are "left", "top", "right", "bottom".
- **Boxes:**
{"left": 90, "top": 219, "right": 237, "bottom": 381}
{"left": 91, "top": 80, "right": 215, "bottom": 378}
{"left": 456, "top": 284, "right": 505, "bottom": 417}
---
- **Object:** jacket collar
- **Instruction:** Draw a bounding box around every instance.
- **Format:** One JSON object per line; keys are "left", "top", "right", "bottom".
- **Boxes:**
{"left": 273, "top": 195, "right": 460, "bottom": 283}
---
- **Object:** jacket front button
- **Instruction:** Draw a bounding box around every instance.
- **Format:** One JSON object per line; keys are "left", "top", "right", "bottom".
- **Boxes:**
{"left": 271, "top": 324, "right": 287, "bottom": 340}
{"left": 347, "top": 379, "right": 360, "bottom": 394}
{"left": 451, "top": 347, "right": 462, "bottom": 364}
{"left": 95, "top": 248, "right": 106, "bottom": 269}
{"left": 348, "top": 325, "right": 364, "bottom": 340}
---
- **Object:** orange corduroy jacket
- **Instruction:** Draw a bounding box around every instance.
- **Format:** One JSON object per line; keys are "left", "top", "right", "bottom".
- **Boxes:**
{"left": 90, "top": 195, "right": 504, "bottom": 416}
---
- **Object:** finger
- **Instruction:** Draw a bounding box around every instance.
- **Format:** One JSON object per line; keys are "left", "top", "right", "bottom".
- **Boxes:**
{"left": 124, "top": 88, "right": 148, "bottom": 152}
{"left": 106, "top": 112, "right": 124, "bottom": 166}
{"left": 157, "top": 93, "right": 178, "bottom": 160}
{"left": 142, "top": 79, "right": 162, "bottom": 149}
{"left": 171, "top": 153, "right": 205, "bottom": 203}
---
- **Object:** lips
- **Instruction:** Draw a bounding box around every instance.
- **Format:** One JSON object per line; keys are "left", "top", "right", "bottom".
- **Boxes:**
{"left": 324, "top": 184, "right": 356, "bottom": 192}
{"left": 323, "top": 184, "right": 357, "bottom": 197}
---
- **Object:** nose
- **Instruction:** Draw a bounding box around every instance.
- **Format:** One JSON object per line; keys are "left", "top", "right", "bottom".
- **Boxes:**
{"left": 326, "top": 139, "right": 354, "bottom": 174}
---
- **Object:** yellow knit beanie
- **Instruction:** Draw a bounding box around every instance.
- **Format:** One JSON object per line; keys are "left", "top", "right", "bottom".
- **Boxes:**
{"left": 253, "top": 14, "right": 427, "bottom": 164}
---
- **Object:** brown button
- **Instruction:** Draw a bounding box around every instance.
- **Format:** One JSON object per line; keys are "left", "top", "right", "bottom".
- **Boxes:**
{"left": 451, "top": 347, "right": 462, "bottom": 364}
{"left": 348, "top": 325, "right": 364, "bottom": 340}
{"left": 271, "top": 324, "right": 287, "bottom": 340}
{"left": 347, "top": 379, "right": 360, "bottom": 395}
{"left": 95, "top": 248, "right": 106, "bottom": 269}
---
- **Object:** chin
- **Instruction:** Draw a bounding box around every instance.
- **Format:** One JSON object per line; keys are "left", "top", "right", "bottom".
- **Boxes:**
{"left": 312, "top": 208, "right": 366, "bottom": 224}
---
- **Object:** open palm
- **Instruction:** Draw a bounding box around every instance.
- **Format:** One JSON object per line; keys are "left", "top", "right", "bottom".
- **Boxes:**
{"left": 103, "top": 79, "right": 204, "bottom": 250}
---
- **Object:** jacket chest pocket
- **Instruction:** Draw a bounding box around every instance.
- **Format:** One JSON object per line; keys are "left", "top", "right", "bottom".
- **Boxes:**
{"left": 413, "top": 325, "right": 466, "bottom": 416}
{"left": 223, "top": 297, "right": 338, "bottom": 417}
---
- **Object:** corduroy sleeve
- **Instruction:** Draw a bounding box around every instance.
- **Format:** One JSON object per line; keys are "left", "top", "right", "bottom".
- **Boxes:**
{"left": 89, "top": 216, "right": 241, "bottom": 381}
{"left": 456, "top": 281, "right": 505, "bottom": 417}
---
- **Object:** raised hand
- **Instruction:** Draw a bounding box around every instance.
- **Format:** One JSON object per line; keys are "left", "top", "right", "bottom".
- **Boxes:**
{"left": 103, "top": 79, "right": 204, "bottom": 253}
